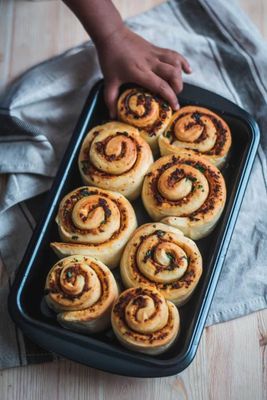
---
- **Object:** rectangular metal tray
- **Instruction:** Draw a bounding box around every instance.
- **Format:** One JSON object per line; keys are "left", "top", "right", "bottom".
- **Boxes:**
{"left": 8, "top": 80, "right": 260, "bottom": 377}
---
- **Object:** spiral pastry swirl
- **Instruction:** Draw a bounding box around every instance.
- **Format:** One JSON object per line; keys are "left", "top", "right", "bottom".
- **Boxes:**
{"left": 158, "top": 106, "right": 232, "bottom": 168}
{"left": 142, "top": 151, "right": 226, "bottom": 240}
{"left": 50, "top": 186, "right": 137, "bottom": 269}
{"left": 117, "top": 88, "right": 172, "bottom": 154}
{"left": 45, "top": 255, "right": 119, "bottom": 333}
{"left": 120, "top": 223, "right": 202, "bottom": 306}
{"left": 78, "top": 121, "right": 153, "bottom": 201}
{"left": 111, "top": 286, "right": 180, "bottom": 355}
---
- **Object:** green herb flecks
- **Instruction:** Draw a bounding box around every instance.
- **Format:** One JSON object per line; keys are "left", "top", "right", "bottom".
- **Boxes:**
{"left": 79, "top": 188, "right": 91, "bottom": 197}
{"left": 195, "top": 164, "right": 206, "bottom": 174}
{"left": 143, "top": 249, "right": 153, "bottom": 263}
{"left": 156, "top": 230, "right": 165, "bottom": 238}
{"left": 166, "top": 252, "right": 175, "bottom": 263}
{"left": 162, "top": 102, "right": 170, "bottom": 111}
{"left": 186, "top": 176, "right": 197, "bottom": 182}
{"left": 165, "top": 130, "right": 172, "bottom": 139}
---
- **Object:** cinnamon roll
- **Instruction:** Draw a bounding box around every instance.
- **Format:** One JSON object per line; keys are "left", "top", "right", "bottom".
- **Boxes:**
{"left": 111, "top": 286, "right": 180, "bottom": 355}
{"left": 78, "top": 121, "right": 153, "bottom": 201}
{"left": 142, "top": 151, "right": 226, "bottom": 240}
{"left": 117, "top": 88, "right": 172, "bottom": 154}
{"left": 45, "top": 255, "right": 119, "bottom": 333}
{"left": 50, "top": 186, "right": 137, "bottom": 269}
{"left": 120, "top": 223, "right": 202, "bottom": 306}
{"left": 158, "top": 106, "right": 232, "bottom": 168}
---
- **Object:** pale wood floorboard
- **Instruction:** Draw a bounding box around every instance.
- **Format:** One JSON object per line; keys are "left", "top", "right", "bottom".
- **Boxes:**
{"left": 0, "top": 1, "right": 266, "bottom": 399}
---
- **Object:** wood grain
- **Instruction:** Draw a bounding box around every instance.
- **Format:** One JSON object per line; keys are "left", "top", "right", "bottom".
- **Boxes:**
{"left": 0, "top": 310, "right": 266, "bottom": 400}
{"left": 0, "top": 1, "right": 266, "bottom": 399}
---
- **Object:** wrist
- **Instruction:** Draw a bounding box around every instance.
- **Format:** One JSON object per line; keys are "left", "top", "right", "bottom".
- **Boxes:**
{"left": 63, "top": 0, "right": 126, "bottom": 47}
{"left": 91, "top": 20, "right": 126, "bottom": 48}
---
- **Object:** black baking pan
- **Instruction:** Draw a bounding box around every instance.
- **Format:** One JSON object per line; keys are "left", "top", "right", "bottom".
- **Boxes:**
{"left": 8, "top": 80, "right": 260, "bottom": 377}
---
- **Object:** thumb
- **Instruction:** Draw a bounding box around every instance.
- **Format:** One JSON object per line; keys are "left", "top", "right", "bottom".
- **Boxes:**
{"left": 104, "top": 80, "right": 120, "bottom": 119}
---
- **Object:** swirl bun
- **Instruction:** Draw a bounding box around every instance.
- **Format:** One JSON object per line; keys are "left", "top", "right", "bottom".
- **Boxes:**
{"left": 142, "top": 151, "right": 226, "bottom": 240}
{"left": 79, "top": 121, "right": 153, "bottom": 200}
{"left": 159, "top": 106, "right": 231, "bottom": 168}
{"left": 50, "top": 186, "right": 137, "bottom": 269}
{"left": 45, "top": 255, "right": 119, "bottom": 333}
{"left": 120, "top": 223, "right": 202, "bottom": 306}
{"left": 111, "top": 286, "right": 180, "bottom": 355}
{"left": 117, "top": 88, "right": 172, "bottom": 154}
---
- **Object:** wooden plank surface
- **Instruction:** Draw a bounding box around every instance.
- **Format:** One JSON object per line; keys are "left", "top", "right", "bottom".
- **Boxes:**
{"left": 0, "top": 310, "right": 266, "bottom": 400}
{"left": 0, "top": 1, "right": 266, "bottom": 399}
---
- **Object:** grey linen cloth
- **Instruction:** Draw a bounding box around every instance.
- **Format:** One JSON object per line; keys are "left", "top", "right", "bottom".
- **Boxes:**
{"left": 0, "top": 0, "right": 267, "bottom": 369}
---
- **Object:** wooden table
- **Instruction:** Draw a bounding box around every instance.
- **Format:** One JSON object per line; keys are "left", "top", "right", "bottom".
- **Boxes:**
{"left": 0, "top": 1, "right": 266, "bottom": 399}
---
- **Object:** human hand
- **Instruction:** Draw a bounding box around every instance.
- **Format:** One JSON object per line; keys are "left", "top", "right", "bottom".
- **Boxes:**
{"left": 96, "top": 26, "right": 192, "bottom": 118}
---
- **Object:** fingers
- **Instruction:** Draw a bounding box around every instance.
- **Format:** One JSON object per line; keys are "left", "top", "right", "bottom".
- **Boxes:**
{"left": 179, "top": 54, "right": 192, "bottom": 74}
{"left": 136, "top": 72, "right": 180, "bottom": 110}
{"left": 153, "top": 63, "right": 183, "bottom": 94}
{"left": 104, "top": 80, "right": 120, "bottom": 118}
{"left": 158, "top": 49, "right": 192, "bottom": 74}
{"left": 103, "top": 49, "right": 191, "bottom": 115}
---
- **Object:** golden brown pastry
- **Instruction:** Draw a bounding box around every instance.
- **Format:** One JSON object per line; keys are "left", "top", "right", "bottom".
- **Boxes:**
{"left": 142, "top": 151, "right": 226, "bottom": 240}
{"left": 158, "top": 106, "right": 232, "bottom": 168}
{"left": 117, "top": 88, "right": 172, "bottom": 154}
{"left": 50, "top": 186, "right": 137, "bottom": 269}
{"left": 45, "top": 255, "right": 119, "bottom": 333}
{"left": 78, "top": 121, "right": 153, "bottom": 201}
{"left": 120, "top": 222, "right": 202, "bottom": 306}
{"left": 111, "top": 286, "right": 180, "bottom": 355}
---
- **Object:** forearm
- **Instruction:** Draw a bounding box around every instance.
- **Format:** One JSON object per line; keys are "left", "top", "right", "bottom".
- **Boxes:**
{"left": 63, "top": 0, "right": 125, "bottom": 46}
{"left": 63, "top": 0, "right": 191, "bottom": 116}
